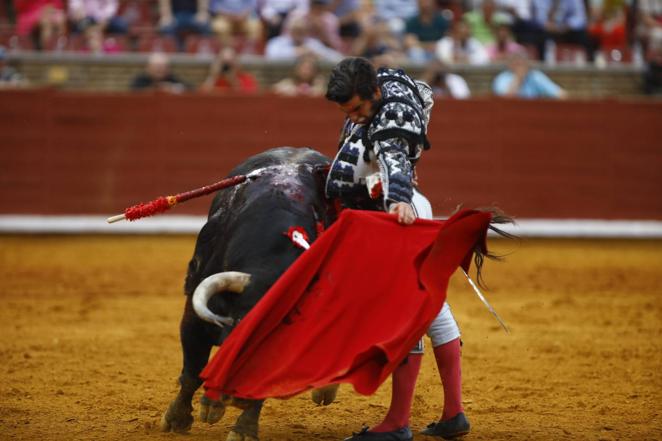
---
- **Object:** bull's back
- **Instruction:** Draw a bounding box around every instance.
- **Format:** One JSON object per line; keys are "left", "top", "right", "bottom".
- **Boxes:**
{"left": 186, "top": 147, "right": 330, "bottom": 299}
{"left": 228, "top": 147, "right": 329, "bottom": 177}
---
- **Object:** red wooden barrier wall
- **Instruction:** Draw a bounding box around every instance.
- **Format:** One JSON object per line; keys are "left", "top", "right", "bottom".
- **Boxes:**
{"left": 1, "top": 90, "right": 660, "bottom": 220}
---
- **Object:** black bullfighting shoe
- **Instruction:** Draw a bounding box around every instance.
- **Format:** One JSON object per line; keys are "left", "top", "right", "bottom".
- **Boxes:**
{"left": 420, "top": 412, "right": 470, "bottom": 439}
{"left": 344, "top": 426, "right": 413, "bottom": 441}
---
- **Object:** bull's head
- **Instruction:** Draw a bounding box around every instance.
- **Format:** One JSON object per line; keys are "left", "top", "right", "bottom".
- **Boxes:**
{"left": 192, "top": 272, "right": 252, "bottom": 327}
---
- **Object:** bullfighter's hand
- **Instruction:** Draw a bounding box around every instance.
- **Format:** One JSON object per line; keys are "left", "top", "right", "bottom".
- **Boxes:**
{"left": 389, "top": 202, "right": 415, "bottom": 225}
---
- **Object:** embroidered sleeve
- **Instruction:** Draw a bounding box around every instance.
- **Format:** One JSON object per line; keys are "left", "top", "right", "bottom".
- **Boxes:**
{"left": 373, "top": 137, "right": 413, "bottom": 210}
{"left": 415, "top": 80, "right": 434, "bottom": 129}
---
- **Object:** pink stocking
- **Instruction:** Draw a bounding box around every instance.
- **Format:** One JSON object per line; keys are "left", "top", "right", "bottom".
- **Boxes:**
{"left": 434, "top": 338, "right": 464, "bottom": 421}
{"left": 371, "top": 353, "right": 423, "bottom": 432}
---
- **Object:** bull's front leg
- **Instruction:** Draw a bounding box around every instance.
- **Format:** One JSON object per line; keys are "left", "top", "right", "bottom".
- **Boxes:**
{"left": 227, "top": 399, "right": 263, "bottom": 441}
{"left": 161, "top": 297, "right": 215, "bottom": 433}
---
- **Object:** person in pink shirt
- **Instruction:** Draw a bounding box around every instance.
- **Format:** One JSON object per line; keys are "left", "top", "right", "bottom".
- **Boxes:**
{"left": 15, "top": 0, "right": 66, "bottom": 50}
{"left": 486, "top": 23, "right": 526, "bottom": 61}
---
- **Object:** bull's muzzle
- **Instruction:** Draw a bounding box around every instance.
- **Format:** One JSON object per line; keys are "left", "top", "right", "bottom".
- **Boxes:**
{"left": 192, "top": 271, "right": 251, "bottom": 327}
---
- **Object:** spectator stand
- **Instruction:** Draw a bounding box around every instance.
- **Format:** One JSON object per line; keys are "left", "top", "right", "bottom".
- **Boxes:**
{"left": 0, "top": 0, "right": 650, "bottom": 95}
{"left": 0, "top": 0, "right": 647, "bottom": 66}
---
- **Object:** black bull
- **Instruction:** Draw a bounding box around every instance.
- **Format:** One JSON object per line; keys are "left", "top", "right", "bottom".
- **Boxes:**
{"left": 161, "top": 147, "right": 339, "bottom": 440}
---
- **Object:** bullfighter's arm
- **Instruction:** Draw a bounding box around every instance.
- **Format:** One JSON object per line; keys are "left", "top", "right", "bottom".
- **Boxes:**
{"left": 373, "top": 136, "right": 414, "bottom": 211}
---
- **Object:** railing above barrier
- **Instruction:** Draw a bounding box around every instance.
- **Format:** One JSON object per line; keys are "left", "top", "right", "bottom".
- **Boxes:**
{"left": 5, "top": 52, "right": 646, "bottom": 97}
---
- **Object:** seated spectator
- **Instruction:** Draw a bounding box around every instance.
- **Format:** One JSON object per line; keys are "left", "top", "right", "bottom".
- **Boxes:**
{"left": 330, "top": 0, "right": 363, "bottom": 48}
{"left": 373, "top": 0, "right": 419, "bottom": 36}
{"left": 67, "top": 0, "right": 128, "bottom": 53}
{"left": 264, "top": 16, "right": 343, "bottom": 61}
{"left": 284, "top": 0, "right": 343, "bottom": 51}
{"left": 404, "top": 0, "right": 451, "bottom": 62}
{"left": 435, "top": 20, "right": 490, "bottom": 64}
{"left": 130, "top": 52, "right": 189, "bottom": 93}
{"left": 68, "top": 0, "right": 128, "bottom": 35}
{"left": 259, "top": 0, "right": 307, "bottom": 40}
{"left": 493, "top": 0, "right": 533, "bottom": 23}
{"left": 486, "top": 22, "right": 525, "bottom": 61}
{"left": 532, "top": 0, "right": 592, "bottom": 61}
{"left": 463, "top": 0, "right": 510, "bottom": 45}
{"left": 15, "top": 0, "right": 66, "bottom": 50}
{"left": 209, "top": 0, "right": 262, "bottom": 53}
{"left": 159, "top": 0, "right": 212, "bottom": 51}
{"left": 200, "top": 47, "right": 259, "bottom": 93}
{"left": 638, "top": 0, "right": 662, "bottom": 53}
{"left": 422, "top": 60, "right": 471, "bottom": 98}
{"left": 501, "top": 0, "right": 546, "bottom": 59}
{"left": 0, "top": 46, "right": 28, "bottom": 88}
{"left": 587, "top": 0, "right": 628, "bottom": 54}
{"left": 272, "top": 54, "right": 326, "bottom": 95}
{"left": 493, "top": 50, "right": 567, "bottom": 98}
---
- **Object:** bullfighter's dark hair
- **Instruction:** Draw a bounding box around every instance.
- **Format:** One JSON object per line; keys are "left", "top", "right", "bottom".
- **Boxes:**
{"left": 325, "top": 57, "right": 378, "bottom": 104}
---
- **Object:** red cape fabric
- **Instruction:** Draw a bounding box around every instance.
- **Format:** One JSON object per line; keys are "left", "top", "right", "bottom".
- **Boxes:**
{"left": 201, "top": 209, "right": 491, "bottom": 400}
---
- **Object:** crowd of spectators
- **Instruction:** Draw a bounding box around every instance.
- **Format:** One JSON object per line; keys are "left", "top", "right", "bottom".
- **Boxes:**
{"left": 1, "top": 0, "right": 660, "bottom": 95}
{"left": 1, "top": 0, "right": 655, "bottom": 62}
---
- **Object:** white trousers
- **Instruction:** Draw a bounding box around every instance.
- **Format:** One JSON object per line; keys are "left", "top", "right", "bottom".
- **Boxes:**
{"left": 410, "top": 190, "right": 461, "bottom": 354}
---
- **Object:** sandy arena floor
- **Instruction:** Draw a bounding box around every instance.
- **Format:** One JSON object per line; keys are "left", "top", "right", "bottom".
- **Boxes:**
{"left": 0, "top": 235, "right": 660, "bottom": 441}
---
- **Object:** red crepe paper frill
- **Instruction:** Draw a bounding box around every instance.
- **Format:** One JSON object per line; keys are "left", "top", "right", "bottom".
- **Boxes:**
{"left": 124, "top": 196, "right": 172, "bottom": 221}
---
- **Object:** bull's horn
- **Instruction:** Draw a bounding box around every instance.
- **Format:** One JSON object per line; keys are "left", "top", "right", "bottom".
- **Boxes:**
{"left": 192, "top": 271, "right": 251, "bottom": 327}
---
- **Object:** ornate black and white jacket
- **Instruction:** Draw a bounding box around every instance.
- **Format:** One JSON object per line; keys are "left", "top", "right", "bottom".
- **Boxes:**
{"left": 325, "top": 68, "right": 434, "bottom": 211}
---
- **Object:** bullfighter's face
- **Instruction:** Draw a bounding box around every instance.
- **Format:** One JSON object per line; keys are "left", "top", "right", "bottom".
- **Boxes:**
{"left": 337, "top": 88, "right": 382, "bottom": 125}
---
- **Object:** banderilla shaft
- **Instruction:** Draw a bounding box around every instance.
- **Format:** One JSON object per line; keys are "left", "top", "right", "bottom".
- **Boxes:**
{"left": 106, "top": 174, "right": 248, "bottom": 223}
{"left": 462, "top": 269, "right": 510, "bottom": 334}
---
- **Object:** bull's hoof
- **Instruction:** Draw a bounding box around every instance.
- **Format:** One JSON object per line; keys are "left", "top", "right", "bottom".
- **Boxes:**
{"left": 226, "top": 430, "right": 258, "bottom": 441}
{"left": 160, "top": 400, "right": 194, "bottom": 433}
{"left": 311, "top": 384, "right": 339, "bottom": 406}
{"left": 200, "top": 395, "right": 226, "bottom": 424}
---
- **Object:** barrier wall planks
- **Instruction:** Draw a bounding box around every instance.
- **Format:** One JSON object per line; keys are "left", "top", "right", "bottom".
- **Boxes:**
{"left": 1, "top": 90, "right": 660, "bottom": 220}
